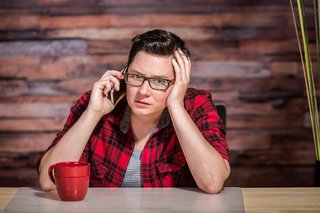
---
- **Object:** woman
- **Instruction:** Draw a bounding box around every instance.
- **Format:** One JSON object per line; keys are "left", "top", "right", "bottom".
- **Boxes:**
{"left": 38, "top": 29, "right": 230, "bottom": 194}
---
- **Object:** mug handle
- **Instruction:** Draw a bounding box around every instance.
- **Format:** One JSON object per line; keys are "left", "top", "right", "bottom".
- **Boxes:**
{"left": 48, "top": 164, "right": 56, "bottom": 184}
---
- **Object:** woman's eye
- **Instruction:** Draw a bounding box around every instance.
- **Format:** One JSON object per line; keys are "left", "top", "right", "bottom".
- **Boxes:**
{"left": 132, "top": 74, "right": 144, "bottom": 80}
{"left": 154, "top": 79, "right": 167, "bottom": 85}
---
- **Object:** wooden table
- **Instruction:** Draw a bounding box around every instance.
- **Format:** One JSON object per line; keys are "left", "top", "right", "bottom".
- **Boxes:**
{"left": 0, "top": 187, "right": 319, "bottom": 212}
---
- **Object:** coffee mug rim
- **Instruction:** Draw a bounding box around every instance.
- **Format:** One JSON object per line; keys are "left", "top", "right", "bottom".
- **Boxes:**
{"left": 55, "top": 175, "right": 90, "bottom": 178}
{"left": 54, "top": 161, "right": 89, "bottom": 167}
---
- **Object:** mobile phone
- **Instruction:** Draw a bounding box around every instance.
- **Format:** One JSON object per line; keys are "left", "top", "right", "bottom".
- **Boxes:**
{"left": 109, "top": 68, "right": 126, "bottom": 105}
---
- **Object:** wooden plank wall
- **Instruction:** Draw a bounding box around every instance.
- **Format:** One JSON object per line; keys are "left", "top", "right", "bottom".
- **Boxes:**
{"left": 0, "top": 0, "right": 317, "bottom": 187}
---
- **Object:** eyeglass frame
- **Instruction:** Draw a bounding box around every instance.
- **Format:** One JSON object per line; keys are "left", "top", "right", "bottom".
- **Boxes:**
{"left": 122, "top": 66, "right": 175, "bottom": 91}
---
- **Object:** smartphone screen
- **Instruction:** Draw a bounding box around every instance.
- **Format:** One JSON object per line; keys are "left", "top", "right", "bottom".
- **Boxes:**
{"left": 110, "top": 78, "right": 126, "bottom": 105}
{"left": 109, "top": 68, "right": 126, "bottom": 105}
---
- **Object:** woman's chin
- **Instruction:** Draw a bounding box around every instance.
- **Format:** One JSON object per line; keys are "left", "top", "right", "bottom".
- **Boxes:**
{"left": 131, "top": 108, "right": 153, "bottom": 117}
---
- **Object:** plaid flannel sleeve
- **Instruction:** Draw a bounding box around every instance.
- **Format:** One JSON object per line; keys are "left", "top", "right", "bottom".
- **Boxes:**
{"left": 188, "top": 91, "right": 230, "bottom": 161}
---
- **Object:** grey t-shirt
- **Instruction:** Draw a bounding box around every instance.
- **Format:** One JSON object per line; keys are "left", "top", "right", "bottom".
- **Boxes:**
{"left": 121, "top": 149, "right": 142, "bottom": 187}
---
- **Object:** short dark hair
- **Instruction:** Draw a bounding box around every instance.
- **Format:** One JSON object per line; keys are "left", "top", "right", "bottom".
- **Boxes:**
{"left": 127, "top": 29, "right": 191, "bottom": 66}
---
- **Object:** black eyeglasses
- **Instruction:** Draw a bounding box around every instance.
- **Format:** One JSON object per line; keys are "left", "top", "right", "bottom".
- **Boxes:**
{"left": 123, "top": 71, "right": 175, "bottom": 91}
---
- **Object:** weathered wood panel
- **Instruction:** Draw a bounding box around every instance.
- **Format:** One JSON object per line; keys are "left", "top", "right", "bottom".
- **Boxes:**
{"left": 0, "top": 133, "right": 55, "bottom": 153}
{"left": 0, "top": 55, "right": 127, "bottom": 80}
{"left": 0, "top": 13, "right": 288, "bottom": 30}
{"left": 0, "top": 40, "right": 87, "bottom": 56}
{"left": 225, "top": 166, "right": 314, "bottom": 187}
{"left": 0, "top": 0, "right": 318, "bottom": 187}
{"left": 0, "top": 118, "right": 65, "bottom": 132}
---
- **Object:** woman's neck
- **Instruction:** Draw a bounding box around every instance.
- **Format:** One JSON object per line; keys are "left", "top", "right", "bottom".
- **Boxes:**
{"left": 130, "top": 112, "right": 162, "bottom": 143}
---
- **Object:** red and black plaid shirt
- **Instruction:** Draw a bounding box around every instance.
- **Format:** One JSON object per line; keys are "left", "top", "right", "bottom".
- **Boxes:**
{"left": 38, "top": 88, "right": 229, "bottom": 187}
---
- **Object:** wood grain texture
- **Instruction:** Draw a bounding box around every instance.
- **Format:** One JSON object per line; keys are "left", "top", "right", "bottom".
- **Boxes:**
{"left": 242, "top": 188, "right": 320, "bottom": 212}
{"left": 0, "top": 0, "right": 317, "bottom": 187}
{"left": 1, "top": 187, "right": 319, "bottom": 212}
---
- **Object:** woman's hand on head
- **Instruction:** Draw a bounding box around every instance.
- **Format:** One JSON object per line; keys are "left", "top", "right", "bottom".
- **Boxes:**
{"left": 167, "top": 48, "right": 191, "bottom": 109}
{"left": 87, "top": 70, "right": 124, "bottom": 116}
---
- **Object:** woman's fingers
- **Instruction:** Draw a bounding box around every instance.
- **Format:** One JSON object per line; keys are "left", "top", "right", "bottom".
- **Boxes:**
{"left": 173, "top": 50, "right": 186, "bottom": 83}
{"left": 99, "top": 70, "right": 124, "bottom": 91}
{"left": 178, "top": 48, "right": 191, "bottom": 81}
{"left": 173, "top": 49, "right": 191, "bottom": 83}
{"left": 93, "top": 79, "right": 113, "bottom": 97}
{"left": 88, "top": 69, "right": 126, "bottom": 115}
{"left": 100, "top": 70, "right": 123, "bottom": 80}
{"left": 172, "top": 56, "right": 181, "bottom": 83}
{"left": 94, "top": 75, "right": 121, "bottom": 97}
{"left": 179, "top": 49, "right": 191, "bottom": 82}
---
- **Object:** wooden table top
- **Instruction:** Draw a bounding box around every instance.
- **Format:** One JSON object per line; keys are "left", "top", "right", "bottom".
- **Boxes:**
{"left": 0, "top": 187, "right": 319, "bottom": 212}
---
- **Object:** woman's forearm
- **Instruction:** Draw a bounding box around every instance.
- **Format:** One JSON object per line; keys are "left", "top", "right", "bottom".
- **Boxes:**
{"left": 168, "top": 106, "right": 230, "bottom": 194}
{"left": 38, "top": 109, "right": 102, "bottom": 191}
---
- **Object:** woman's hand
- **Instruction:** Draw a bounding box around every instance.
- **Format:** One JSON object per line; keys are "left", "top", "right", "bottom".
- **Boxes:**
{"left": 167, "top": 48, "right": 191, "bottom": 109}
{"left": 87, "top": 70, "right": 124, "bottom": 117}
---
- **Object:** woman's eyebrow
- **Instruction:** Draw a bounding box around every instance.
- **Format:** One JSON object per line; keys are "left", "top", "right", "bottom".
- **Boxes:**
{"left": 129, "top": 69, "right": 170, "bottom": 79}
{"left": 152, "top": 75, "right": 171, "bottom": 79}
{"left": 129, "top": 70, "right": 144, "bottom": 75}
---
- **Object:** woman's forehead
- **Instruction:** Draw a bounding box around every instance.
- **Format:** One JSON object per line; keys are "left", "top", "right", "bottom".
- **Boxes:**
{"left": 130, "top": 51, "right": 174, "bottom": 77}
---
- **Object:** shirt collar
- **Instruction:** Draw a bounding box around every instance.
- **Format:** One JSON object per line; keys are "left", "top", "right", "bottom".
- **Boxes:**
{"left": 119, "top": 106, "right": 171, "bottom": 134}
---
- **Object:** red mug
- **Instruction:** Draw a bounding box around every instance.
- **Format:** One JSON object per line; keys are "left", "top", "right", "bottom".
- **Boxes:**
{"left": 48, "top": 161, "right": 90, "bottom": 201}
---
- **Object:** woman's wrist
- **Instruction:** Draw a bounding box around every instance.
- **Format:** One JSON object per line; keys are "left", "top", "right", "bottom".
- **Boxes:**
{"left": 84, "top": 108, "right": 105, "bottom": 123}
{"left": 167, "top": 103, "right": 185, "bottom": 115}
{"left": 167, "top": 98, "right": 184, "bottom": 111}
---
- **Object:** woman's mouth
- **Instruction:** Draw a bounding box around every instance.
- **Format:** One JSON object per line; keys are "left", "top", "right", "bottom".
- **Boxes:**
{"left": 135, "top": 100, "right": 151, "bottom": 105}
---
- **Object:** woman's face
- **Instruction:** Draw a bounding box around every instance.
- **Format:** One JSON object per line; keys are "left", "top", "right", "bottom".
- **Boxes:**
{"left": 126, "top": 51, "right": 174, "bottom": 118}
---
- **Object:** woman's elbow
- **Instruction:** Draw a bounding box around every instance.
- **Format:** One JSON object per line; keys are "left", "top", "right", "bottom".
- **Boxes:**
{"left": 199, "top": 167, "right": 230, "bottom": 194}
{"left": 199, "top": 181, "right": 224, "bottom": 194}
{"left": 39, "top": 181, "right": 55, "bottom": 191}
{"left": 39, "top": 175, "right": 55, "bottom": 191}
{"left": 198, "top": 172, "right": 228, "bottom": 194}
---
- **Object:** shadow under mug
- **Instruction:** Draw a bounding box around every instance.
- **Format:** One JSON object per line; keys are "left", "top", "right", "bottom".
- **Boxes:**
{"left": 48, "top": 161, "right": 90, "bottom": 201}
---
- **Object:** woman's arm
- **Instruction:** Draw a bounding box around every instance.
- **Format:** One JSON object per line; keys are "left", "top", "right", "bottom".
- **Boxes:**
{"left": 167, "top": 49, "right": 230, "bottom": 194}
{"left": 38, "top": 110, "right": 102, "bottom": 191}
{"left": 168, "top": 105, "right": 230, "bottom": 194}
{"left": 39, "top": 70, "right": 124, "bottom": 191}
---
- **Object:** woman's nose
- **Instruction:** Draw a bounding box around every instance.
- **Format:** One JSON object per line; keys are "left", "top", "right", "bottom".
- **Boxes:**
{"left": 138, "top": 80, "right": 151, "bottom": 95}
